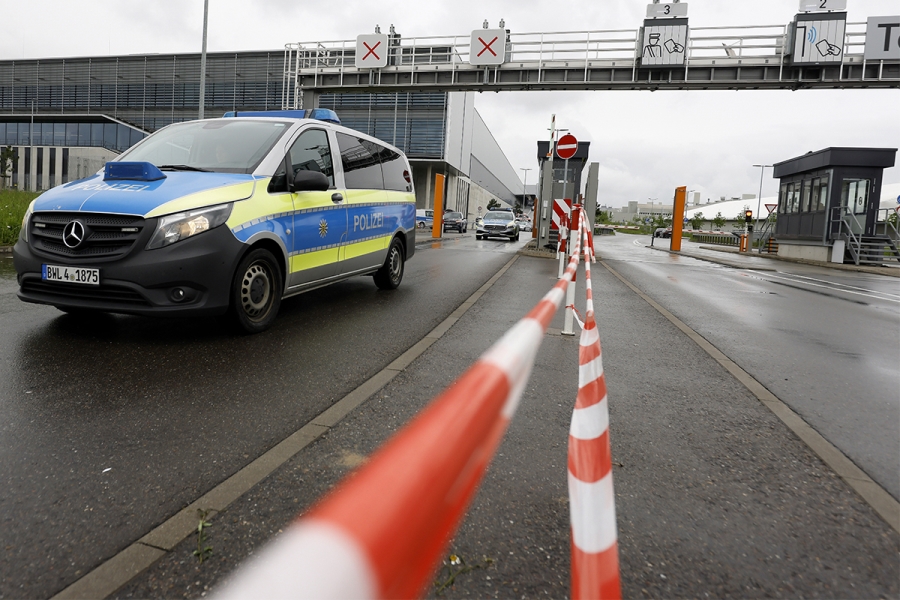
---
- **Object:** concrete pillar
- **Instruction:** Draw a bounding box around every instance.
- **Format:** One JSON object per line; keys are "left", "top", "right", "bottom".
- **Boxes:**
{"left": 584, "top": 162, "right": 599, "bottom": 229}
{"left": 538, "top": 158, "right": 554, "bottom": 249}
{"left": 40, "top": 147, "right": 50, "bottom": 191}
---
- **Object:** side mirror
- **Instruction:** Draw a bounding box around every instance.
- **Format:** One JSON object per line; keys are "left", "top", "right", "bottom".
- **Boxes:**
{"left": 290, "top": 170, "right": 329, "bottom": 192}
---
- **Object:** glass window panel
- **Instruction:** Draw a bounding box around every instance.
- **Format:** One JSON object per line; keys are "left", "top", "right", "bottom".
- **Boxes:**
{"left": 816, "top": 177, "right": 828, "bottom": 211}
{"left": 801, "top": 180, "right": 812, "bottom": 212}
{"left": 778, "top": 183, "right": 788, "bottom": 213}
{"left": 78, "top": 123, "right": 90, "bottom": 146}
{"left": 91, "top": 123, "right": 104, "bottom": 146}
{"left": 54, "top": 123, "right": 66, "bottom": 146}
{"left": 19, "top": 123, "right": 30, "bottom": 145}
{"left": 103, "top": 123, "right": 116, "bottom": 149}
{"left": 337, "top": 132, "right": 383, "bottom": 190}
{"left": 117, "top": 125, "right": 130, "bottom": 151}
{"left": 42, "top": 123, "right": 54, "bottom": 146}
{"left": 0, "top": 122, "right": 5, "bottom": 145}
{"left": 6, "top": 123, "right": 17, "bottom": 145}
{"left": 288, "top": 128, "right": 335, "bottom": 187}
{"left": 66, "top": 123, "right": 78, "bottom": 146}
{"left": 130, "top": 129, "right": 145, "bottom": 148}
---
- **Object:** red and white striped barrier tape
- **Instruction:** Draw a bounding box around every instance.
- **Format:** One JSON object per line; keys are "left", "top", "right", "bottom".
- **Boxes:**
{"left": 568, "top": 212, "right": 621, "bottom": 599}
{"left": 216, "top": 219, "right": 588, "bottom": 600}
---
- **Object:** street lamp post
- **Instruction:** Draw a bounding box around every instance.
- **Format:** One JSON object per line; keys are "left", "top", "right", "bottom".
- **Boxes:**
{"left": 520, "top": 167, "right": 532, "bottom": 212}
{"left": 753, "top": 164, "right": 773, "bottom": 234}
{"left": 29, "top": 99, "right": 34, "bottom": 191}
{"left": 199, "top": 0, "right": 209, "bottom": 119}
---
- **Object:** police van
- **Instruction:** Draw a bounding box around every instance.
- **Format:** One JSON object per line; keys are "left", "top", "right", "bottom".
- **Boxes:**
{"left": 13, "top": 109, "right": 416, "bottom": 333}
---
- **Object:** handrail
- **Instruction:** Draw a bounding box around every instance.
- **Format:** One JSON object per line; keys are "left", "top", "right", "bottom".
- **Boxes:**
{"left": 284, "top": 21, "right": 877, "bottom": 73}
{"left": 830, "top": 206, "right": 864, "bottom": 265}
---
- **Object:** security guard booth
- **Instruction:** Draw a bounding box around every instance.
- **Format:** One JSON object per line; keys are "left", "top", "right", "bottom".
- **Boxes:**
{"left": 535, "top": 140, "right": 593, "bottom": 250}
{"left": 771, "top": 147, "right": 898, "bottom": 265}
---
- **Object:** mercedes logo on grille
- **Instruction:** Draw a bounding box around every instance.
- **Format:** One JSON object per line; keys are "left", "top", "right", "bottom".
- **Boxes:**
{"left": 62, "top": 220, "right": 86, "bottom": 249}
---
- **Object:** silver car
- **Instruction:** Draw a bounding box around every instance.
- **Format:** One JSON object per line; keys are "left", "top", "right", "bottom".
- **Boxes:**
{"left": 476, "top": 210, "right": 520, "bottom": 241}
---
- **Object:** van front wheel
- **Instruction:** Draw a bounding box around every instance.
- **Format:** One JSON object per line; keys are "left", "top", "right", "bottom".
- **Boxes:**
{"left": 229, "top": 248, "right": 282, "bottom": 334}
{"left": 374, "top": 238, "right": 405, "bottom": 290}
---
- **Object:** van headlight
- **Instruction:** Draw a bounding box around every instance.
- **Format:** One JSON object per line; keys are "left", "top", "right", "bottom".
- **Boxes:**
{"left": 147, "top": 203, "right": 233, "bottom": 249}
{"left": 20, "top": 200, "right": 36, "bottom": 243}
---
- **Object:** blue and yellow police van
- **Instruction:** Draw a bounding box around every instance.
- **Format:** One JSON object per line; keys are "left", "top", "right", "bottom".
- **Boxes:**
{"left": 13, "top": 109, "right": 416, "bottom": 333}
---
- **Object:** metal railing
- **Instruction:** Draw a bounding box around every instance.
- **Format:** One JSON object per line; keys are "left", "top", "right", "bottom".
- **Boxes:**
{"left": 282, "top": 20, "right": 896, "bottom": 101}
{"left": 876, "top": 208, "right": 900, "bottom": 241}
{"left": 755, "top": 212, "right": 778, "bottom": 254}
{"left": 830, "top": 206, "right": 866, "bottom": 265}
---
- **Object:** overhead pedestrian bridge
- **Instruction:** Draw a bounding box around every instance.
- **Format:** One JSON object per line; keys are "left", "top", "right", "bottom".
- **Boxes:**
{"left": 283, "top": 17, "right": 900, "bottom": 106}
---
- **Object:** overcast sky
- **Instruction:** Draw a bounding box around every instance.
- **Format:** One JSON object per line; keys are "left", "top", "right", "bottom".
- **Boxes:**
{"left": 3, "top": 0, "right": 898, "bottom": 207}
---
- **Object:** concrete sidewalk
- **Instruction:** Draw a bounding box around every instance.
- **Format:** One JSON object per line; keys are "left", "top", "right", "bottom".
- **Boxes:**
{"left": 654, "top": 238, "right": 900, "bottom": 276}
{"left": 113, "top": 252, "right": 898, "bottom": 599}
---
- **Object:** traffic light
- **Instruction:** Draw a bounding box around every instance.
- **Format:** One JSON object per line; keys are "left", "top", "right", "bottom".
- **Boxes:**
{"left": 744, "top": 209, "right": 753, "bottom": 223}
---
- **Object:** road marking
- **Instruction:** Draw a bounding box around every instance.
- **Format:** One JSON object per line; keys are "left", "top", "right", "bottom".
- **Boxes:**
{"left": 600, "top": 260, "right": 900, "bottom": 535}
{"left": 50, "top": 256, "right": 521, "bottom": 600}
{"left": 752, "top": 271, "right": 900, "bottom": 303}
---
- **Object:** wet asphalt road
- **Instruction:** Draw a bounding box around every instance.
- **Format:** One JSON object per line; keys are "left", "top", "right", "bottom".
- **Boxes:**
{"left": 0, "top": 233, "right": 523, "bottom": 599}
{"left": 595, "top": 233, "right": 900, "bottom": 502}
{"left": 2, "top": 231, "right": 899, "bottom": 599}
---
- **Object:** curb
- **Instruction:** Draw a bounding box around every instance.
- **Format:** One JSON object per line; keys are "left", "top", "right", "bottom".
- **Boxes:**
{"left": 695, "top": 244, "right": 900, "bottom": 277}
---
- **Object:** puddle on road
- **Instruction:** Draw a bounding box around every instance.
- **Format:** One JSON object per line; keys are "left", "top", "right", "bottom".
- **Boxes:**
{"left": 0, "top": 255, "right": 16, "bottom": 282}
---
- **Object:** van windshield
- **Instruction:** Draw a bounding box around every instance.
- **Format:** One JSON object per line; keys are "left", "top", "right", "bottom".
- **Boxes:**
{"left": 119, "top": 119, "right": 291, "bottom": 174}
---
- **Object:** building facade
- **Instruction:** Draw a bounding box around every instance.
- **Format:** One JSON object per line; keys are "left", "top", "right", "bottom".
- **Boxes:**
{"left": 0, "top": 51, "right": 521, "bottom": 218}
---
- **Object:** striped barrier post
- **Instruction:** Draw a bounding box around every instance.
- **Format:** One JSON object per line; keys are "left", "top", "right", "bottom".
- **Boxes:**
{"left": 568, "top": 212, "right": 621, "bottom": 599}
{"left": 216, "top": 222, "right": 587, "bottom": 600}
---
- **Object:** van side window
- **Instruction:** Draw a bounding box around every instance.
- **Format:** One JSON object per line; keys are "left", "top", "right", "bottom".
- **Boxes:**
{"left": 378, "top": 147, "right": 412, "bottom": 192}
{"left": 336, "top": 132, "right": 385, "bottom": 190}
{"left": 267, "top": 129, "right": 334, "bottom": 193}
{"left": 289, "top": 129, "right": 334, "bottom": 187}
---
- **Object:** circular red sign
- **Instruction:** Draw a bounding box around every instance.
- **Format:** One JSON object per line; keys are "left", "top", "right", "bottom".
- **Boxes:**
{"left": 556, "top": 134, "right": 578, "bottom": 160}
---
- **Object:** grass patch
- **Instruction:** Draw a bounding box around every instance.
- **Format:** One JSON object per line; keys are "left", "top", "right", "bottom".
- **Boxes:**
{"left": 0, "top": 189, "right": 39, "bottom": 246}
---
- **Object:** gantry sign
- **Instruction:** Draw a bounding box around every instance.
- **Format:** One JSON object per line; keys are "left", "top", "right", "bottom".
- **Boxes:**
{"left": 282, "top": 1, "right": 899, "bottom": 108}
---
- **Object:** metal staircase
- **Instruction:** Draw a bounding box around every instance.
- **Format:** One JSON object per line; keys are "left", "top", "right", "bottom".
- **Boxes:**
{"left": 830, "top": 206, "right": 900, "bottom": 266}
{"left": 756, "top": 212, "right": 778, "bottom": 254}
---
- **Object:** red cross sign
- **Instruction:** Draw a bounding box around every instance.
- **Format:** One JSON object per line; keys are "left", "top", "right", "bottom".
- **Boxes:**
{"left": 356, "top": 34, "right": 388, "bottom": 68}
{"left": 363, "top": 41, "right": 381, "bottom": 61}
{"left": 470, "top": 28, "right": 507, "bottom": 66}
{"left": 477, "top": 36, "right": 498, "bottom": 57}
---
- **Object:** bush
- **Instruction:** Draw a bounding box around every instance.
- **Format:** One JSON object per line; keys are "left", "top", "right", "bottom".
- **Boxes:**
{"left": 0, "top": 190, "right": 39, "bottom": 246}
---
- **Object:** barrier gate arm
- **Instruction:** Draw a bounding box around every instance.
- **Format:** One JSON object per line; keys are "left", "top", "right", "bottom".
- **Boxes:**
{"left": 216, "top": 221, "right": 587, "bottom": 599}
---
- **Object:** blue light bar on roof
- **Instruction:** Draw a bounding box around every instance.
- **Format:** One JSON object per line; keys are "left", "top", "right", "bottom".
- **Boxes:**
{"left": 222, "top": 109, "right": 340, "bottom": 125}
{"left": 104, "top": 161, "right": 167, "bottom": 182}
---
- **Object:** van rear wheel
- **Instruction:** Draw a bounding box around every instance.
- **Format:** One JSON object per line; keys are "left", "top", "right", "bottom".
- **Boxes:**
{"left": 229, "top": 248, "right": 282, "bottom": 334}
{"left": 374, "top": 238, "right": 405, "bottom": 290}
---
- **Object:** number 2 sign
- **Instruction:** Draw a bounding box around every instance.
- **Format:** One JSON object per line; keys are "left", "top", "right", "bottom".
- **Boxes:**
{"left": 798, "top": 0, "right": 847, "bottom": 12}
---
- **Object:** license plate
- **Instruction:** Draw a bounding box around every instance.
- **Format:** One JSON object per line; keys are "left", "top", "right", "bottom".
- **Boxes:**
{"left": 42, "top": 264, "right": 100, "bottom": 286}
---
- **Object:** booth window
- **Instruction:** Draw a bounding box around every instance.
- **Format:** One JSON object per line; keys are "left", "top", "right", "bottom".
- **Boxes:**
{"left": 801, "top": 180, "right": 812, "bottom": 212}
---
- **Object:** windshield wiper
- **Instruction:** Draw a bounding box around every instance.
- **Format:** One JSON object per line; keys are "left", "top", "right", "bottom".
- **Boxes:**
{"left": 157, "top": 164, "right": 211, "bottom": 172}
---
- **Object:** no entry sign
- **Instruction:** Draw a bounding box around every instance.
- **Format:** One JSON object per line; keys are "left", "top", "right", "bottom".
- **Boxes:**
{"left": 556, "top": 134, "right": 578, "bottom": 159}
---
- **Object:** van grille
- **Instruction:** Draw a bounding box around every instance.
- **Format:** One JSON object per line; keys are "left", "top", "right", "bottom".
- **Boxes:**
{"left": 30, "top": 212, "right": 146, "bottom": 260}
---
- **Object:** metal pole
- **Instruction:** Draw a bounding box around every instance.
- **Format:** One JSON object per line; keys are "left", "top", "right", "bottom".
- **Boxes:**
{"left": 30, "top": 99, "right": 34, "bottom": 192}
{"left": 753, "top": 163, "right": 771, "bottom": 249}
{"left": 753, "top": 164, "right": 771, "bottom": 229}
{"left": 558, "top": 157, "right": 569, "bottom": 278}
{"left": 199, "top": 0, "right": 209, "bottom": 119}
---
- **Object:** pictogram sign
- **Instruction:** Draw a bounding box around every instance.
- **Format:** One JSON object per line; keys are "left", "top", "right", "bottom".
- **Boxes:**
{"left": 356, "top": 34, "right": 389, "bottom": 68}
{"left": 469, "top": 28, "right": 507, "bottom": 66}
{"left": 556, "top": 134, "right": 578, "bottom": 160}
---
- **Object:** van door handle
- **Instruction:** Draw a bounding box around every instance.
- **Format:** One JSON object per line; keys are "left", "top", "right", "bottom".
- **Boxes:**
{"left": 331, "top": 193, "right": 344, "bottom": 203}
